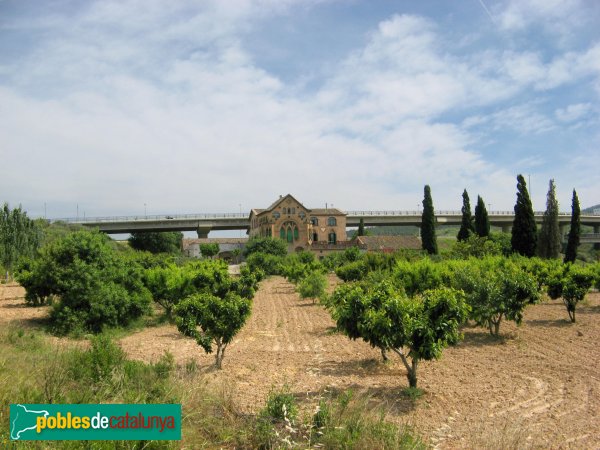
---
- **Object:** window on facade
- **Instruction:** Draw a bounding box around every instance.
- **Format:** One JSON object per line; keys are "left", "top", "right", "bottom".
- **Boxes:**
{"left": 312, "top": 232, "right": 318, "bottom": 242}
{"left": 273, "top": 212, "right": 280, "bottom": 219}
{"left": 287, "top": 228, "right": 293, "bottom": 243}
{"left": 311, "top": 217, "right": 318, "bottom": 226}
{"left": 328, "top": 232, "right": 337, "bottom": 244}
{"left": 299, "top": 211, "right": 306, "bottom": 220}
{"left": 280, "top": 227, "right": 286, "bottom": 239}
{"left": 294, "top": 227, "right": 299, "bottom": 240}
{"left": 328, "top": 217, "right": 337, "bottom": 226}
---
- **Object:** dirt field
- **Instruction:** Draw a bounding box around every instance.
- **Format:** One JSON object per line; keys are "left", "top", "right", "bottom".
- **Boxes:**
{"left": 2, "top": 278, "right": 600, "bottom": 448}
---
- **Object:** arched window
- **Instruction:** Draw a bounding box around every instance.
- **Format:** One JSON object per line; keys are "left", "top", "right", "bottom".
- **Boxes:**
{"left": 287, "top": 228, "right": 293, "bottom": 243}
{"left": 328, "top": 217, "right": 337, "bottom": 226}
{"left": 294, "top": 227, "right": 299, "bottom": 240}
{"left": 280, "top": 227, "right": 286, "bottom": 239}
{"left": 310, "top": 217, "right": 318, "bottom": 226}
{"left": 328, "top": 232, "right": 337, "bottom": 244}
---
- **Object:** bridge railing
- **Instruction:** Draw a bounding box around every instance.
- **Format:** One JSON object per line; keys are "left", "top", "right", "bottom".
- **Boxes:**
{"left": 52, "top": 212, "right": 250, "bottom": 224}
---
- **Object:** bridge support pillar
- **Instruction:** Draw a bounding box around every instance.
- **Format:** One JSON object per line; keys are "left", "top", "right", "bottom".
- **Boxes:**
{"left": 501, "top": 225, "right": 511, "bottom": 233}
{"left": 595, "top": 226, "right": 600, "bottom": 250}
{"left": 197, "top": 227, "right": 211, "bottom": 239}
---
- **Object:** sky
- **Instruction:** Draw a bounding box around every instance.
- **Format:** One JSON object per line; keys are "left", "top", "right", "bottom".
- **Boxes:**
{"left": 1, "top": 0, "right": 599, "bottom": 221}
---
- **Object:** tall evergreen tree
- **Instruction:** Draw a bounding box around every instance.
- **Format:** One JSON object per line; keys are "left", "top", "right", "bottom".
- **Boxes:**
{"left": 537, "top": 179, "right": 561, "bottom": 259}
{"left": 457, "top": 189, "right": 475, "bottom": 241}
{"left": 421, "top": 185, "right": 438, "bottom": 255}
{"left": 564, "top": 189, "right": 581, "bottom": 263}
{"left": 511, "top": 174, "right": 537, "bottom": 257}
{"left": 358, "top": 218, "right": 365, "bottom": 236}
{"left": 0, "top": 203, "right": 41, "bottom": 279}
{"left": 474, "top": 195, "right": 490, "bottom": 237}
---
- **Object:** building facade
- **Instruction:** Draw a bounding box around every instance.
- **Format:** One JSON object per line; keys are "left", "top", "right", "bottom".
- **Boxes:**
{"left": 249, "top": 194, "right": 347, "bottom": 252}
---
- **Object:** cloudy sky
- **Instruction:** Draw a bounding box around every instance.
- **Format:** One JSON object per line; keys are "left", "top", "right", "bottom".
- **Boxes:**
{"left": 1, "top": 0, "right": 599, "bottom": 221}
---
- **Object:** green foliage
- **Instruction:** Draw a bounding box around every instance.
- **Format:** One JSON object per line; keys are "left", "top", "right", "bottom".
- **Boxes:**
{"left": 199, "top": 242, "right": 220, "bottom": 258}
{"left": 457, "top": 189, "right": 475, "bottom": 241}
{"left": 245, "top": 252, "right": 284, "bottom": 276}
{"left": 511, "top": 174, "right": 537, "bottom": 257}
{"left": 564, "top": 189, "right": 581, "bottom": 263}
{"left": 488, "top": 232, "right": 513, "bottom": 256}
{"left": 448, "top": 235, "right": 504, "bottom": 259}
{"left": 243, "top": 236, "right": 287, "bottom": 257}
{"left": 128, "top": 231, "right": 183, "bottom": 254}
{"left": 0, "top": 203, "right": 42, "bottom": 279}
{"left": 358, "top": 218, "right": 365, "bottom": 236}
{"left": 421, "top": 185, "right": 438, "bottom": 255}
{"left": 335, "top": 259, "right": 369, "bottom": 282}
{"left": 392, "top": 258, "right": 450, "bottom": 296}
{"left": 297, "top": 271, "right": 327, "bottom": 303}
{"left": 145, "top": 259, "right": 256, "bottom": 318}
{"left": 452, "top": 257, "right": 540, "bottom": 335}
{"left": 261, "top": 386, "right": 298, "bottom": 422}
{"left": 16, "top": 231, "right": 152, "bottom": 334}
{"left": 175, "top": 291, "right": 251, "bottom": 369}
{"left": 547, "top": 263, "right": 594, "bottom": 322}
{"left": 537, "top": 179, "right": 561, "bottom": 259}
{"left": 321, "top": 246, "right": 362, "bottom": 270}
{"left": 474, "top": 195, "right": 490, "bottom": 237}
{"left": 326, "top": 278, "right": 469, "bottom": 388}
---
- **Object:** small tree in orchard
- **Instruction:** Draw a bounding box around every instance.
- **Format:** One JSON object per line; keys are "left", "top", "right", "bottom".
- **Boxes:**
{"left": 175, "top": 292, "right": 251, "bottom": 369}
{"left": 511, "top": 175, "right": 537, "bottom": 257}
{"left": 199, "top": 242, "right": 220, "bottom": 259}
{"left": 474, "top": 195, "right": 490, "bottom": 237}
{"left": 564, "top": 190, "right": 581, "bottom": 263}
{"left": 421, "top": 185, "right": 438, "bottom": 255}
{"left": 457, "top": 189, "right": 475, "bottom": 241}
{"left": 297, "top": 271, "right": 327, "bottom": 304}
{"left": 327, "top": 280, "right": 469, "bottom": 387}
{"left": 537, "top": 179, "right": 561, "bottom": 259}
{"left": 547, "top": 264, "right": 595, "bottom": 323}
{"left": 453, "top": 258, "right": 540, "bottom": 336}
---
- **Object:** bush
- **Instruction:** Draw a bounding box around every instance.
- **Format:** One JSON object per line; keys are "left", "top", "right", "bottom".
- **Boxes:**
{"left": 243, "top": 237, "right": 287, "bottom": 257}
{"left": 452, "top": 257, "right": 540, "bottom": 335}
{"left": 17, "top": 231, "right": 152, "bottom": 334}
{"left": 261, "top": 386, "right": 298, "bottom": 422}
{"left": 245, "top": 252, "right": 284, "bottom": 276}
{"left": 547, "top": 263, "right": 595, "bottom": 322}
{"left": 297, "top": 271, "right": 327, "bottom": 303}
{"left": 128, "top": 231, "right": 183, "bottom": 254}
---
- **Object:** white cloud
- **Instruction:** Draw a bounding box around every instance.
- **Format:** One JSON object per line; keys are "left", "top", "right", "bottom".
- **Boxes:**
{"left": 555, "top": 103, "right": 592, "bottom": 122}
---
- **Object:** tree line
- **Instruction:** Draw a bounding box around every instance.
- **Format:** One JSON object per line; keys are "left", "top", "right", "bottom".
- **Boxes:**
{"left": 420, "top": 174, "right": 582, "bottom": 263}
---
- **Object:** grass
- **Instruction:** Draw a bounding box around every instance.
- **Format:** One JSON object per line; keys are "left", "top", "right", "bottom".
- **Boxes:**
{"left": 0, "top": 326, "right": 424, "bottom": 449}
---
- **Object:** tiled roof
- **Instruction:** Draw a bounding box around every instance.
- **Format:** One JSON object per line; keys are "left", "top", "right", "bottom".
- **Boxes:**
{"left": 355, "top": 235, "right": 421, "bottom": 251}
{"left": 310, "top": 208, "right": 345, "bottom": 216}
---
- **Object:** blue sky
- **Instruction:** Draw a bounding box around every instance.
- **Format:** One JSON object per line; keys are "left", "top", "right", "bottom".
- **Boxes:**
{"left": 1, "top": 0, "right": 599, "bottom": 220}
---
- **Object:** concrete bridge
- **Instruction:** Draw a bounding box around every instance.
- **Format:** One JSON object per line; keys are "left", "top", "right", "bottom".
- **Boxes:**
{"left": 54, "top": 210, "right": 600, "bottom": 241}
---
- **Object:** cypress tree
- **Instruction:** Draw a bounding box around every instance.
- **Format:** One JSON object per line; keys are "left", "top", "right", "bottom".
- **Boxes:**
{"left": 564, "top": 189, "right": 581, "bottom": 263}
{"left": 358, "top": 218, "right": 365, "bottom": 236}
{"left": 457, "top": 189, "right": 474, "bottom": 241}
{"left": 474, "top": 195, "right": 490, "bottom": 237}
{"left": 421, "top": 185, "right": 438, "bottom": 255}
{"left": 537, "top": 179, "right": 561, "bottom": 259}
{"left": 511, "top": 174, "right": 537, "bottom": 257}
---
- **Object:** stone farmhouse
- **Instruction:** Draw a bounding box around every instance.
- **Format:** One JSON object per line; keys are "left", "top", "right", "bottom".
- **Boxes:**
{"left": 249, "top": 194, "right": 354, "bottom": 256}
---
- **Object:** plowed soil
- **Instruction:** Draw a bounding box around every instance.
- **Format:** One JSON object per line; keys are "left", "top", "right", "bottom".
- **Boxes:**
{"left": 2, "top": 278, "right": 600, "bottom": 448}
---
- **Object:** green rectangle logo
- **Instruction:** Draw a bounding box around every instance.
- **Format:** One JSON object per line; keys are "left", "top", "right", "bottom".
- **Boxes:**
{"left": 10, "top": 404, "right": 181, "bottom": 441}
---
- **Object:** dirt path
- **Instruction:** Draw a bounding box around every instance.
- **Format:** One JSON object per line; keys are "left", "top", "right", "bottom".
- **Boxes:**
{"left": 3, "top": 279, "right": 599, "bottom": 448}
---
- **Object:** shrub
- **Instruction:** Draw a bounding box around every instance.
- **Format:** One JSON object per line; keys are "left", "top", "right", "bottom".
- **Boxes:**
{"left": 175, "top": 292, "right": 251, "bottom": 369}
{"left": 243, "top": 237, "right": 287, "bottom": 257}
{"left": 297, "top": 271, "right": 327, "bottom": 303}
{"left": 245, "top": 252, "right": 284, "bottom": 276}
{"left": 547, "top": 263, "right": 595, "bottom": 322}
{"left": 17, "top": 231, "right": 151, "bottom": 334}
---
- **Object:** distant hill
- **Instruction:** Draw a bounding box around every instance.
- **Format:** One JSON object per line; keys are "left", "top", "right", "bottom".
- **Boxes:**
{"left": 583, "top": 204, "right": 600, "bottom": 214}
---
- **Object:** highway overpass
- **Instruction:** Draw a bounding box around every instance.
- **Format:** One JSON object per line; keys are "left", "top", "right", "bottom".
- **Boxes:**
{"left": 54, "top": 210, "right": 600, "bottom": 240}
